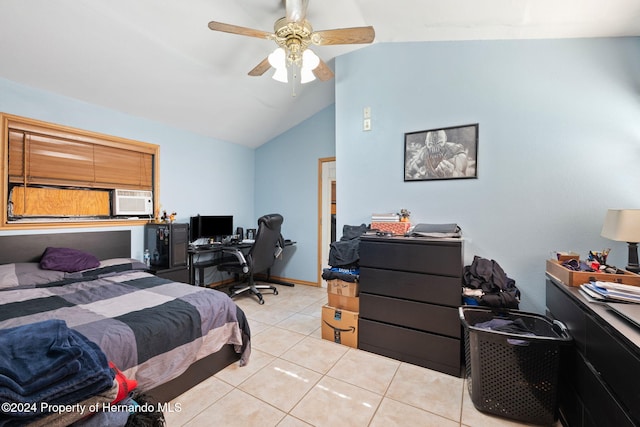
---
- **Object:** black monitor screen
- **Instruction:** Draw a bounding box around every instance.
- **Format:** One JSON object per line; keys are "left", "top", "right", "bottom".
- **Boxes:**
{"left": 190, "top": 215, "right": 233, "bottom": 241}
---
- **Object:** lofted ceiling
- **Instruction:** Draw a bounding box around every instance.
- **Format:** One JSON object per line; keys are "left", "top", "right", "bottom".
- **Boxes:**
{"left": 0, "top": 0, "right": 639, "bottom": 148}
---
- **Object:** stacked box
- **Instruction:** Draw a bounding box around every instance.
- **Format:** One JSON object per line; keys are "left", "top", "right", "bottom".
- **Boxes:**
{"left": 323, "top": 279, "right": 359, "bottom": 347}
{"left": 326, "top": 279, "right": 359, "bottom": 312}
{"left": 321, "top": 305, "right": 359, "bottom": 348}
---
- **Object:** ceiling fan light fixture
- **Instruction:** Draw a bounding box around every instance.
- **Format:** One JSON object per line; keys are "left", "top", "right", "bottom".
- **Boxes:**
{"left": 268, "top": 47, "right": 286, "bottom": 69}
{"left": 268, "top": 48, "right": 288, "bottom": 82}
{"left": 300, "top": 49, "right": 319, "bottom": 84}
{"left": 272, "top": 66, "right": 288, "bottom": 83}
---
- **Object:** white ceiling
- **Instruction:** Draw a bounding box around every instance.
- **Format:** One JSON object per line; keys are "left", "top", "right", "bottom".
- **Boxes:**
{"left": 0, "top": 0, "right": 639, "bottom": 148}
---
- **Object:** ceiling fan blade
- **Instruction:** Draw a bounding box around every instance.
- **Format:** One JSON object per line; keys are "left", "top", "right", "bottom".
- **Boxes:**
{"left": 312, "top": 26, "right": 375, "bottom": 45}
{"left": 285, "top": 0, "right": 308, "bottom": 22}
{"left": 208, "top": 21, "right": 273, "bottom": 40}
{"left": 313, "top": 59, "right": 334, "bottom": 81}
{"left": 248, "top": 57, "right": 272, "bottom": 76}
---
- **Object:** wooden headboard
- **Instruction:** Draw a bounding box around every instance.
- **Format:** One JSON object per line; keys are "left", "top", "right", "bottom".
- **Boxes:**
{"left": 0, "top": 230, "right": 131, "bottom": 264}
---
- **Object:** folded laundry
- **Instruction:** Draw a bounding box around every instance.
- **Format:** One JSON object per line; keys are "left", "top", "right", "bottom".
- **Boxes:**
{"left": 0, "top": 320, "right": 115, "bottom": 423}
{"left": 322, "top": 267, "right": 359, "bottom": 282}
{"left": 0, "top": 359, "right": 82, "bottom": 396}
{"left": 0, "top": 319, "right": 83, "bottom": 386}
{"left": 409, "top": 223, "right": 461, "bottom": 238}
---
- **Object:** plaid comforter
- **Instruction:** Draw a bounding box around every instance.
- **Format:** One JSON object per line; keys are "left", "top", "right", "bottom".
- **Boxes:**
{"left": 0, "top": 269, "right": 250, "bottom": 391}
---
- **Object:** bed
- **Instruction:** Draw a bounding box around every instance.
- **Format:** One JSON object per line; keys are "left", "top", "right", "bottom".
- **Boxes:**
{"left": 0, "top": 230, "right": 250, "bottom": 405}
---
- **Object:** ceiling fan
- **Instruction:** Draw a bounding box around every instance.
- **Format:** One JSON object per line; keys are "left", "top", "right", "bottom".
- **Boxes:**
{"left": 208, "top": 0, "right": 375, "bottom": 85}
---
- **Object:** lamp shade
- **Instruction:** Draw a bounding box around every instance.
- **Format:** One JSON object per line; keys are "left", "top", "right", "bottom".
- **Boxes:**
{"left": 601, "top": 209, "right": 640, "bottom": 242}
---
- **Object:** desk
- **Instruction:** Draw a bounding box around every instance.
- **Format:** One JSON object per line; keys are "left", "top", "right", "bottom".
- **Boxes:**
{"left": 188, "top": 240, "right": 295, "bottom": 287}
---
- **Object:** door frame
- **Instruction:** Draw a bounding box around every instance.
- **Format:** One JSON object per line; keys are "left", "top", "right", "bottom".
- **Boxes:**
{"left": 317, "top": 157, "right": 335, "bottom": 286}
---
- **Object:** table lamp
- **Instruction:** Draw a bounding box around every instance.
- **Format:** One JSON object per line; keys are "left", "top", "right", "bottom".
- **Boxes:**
{"left": 601, "top": 209, "right": 640, "bottom": 273}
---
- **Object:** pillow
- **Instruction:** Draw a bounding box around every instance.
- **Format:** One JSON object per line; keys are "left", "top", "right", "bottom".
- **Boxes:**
{"left": 0, "top": 263, "right": 66, "bottom": 289}
{"left": 39, "top": 247, "right": 100, "bottom": 273}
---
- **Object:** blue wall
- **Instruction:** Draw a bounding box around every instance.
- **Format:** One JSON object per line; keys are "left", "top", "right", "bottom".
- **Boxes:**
{"left": 3, "top": 36, "right": 640, "bottom": 313}
{"left": 255, "top": 105, "right": 336, "bottom": 282}
{"left": 333, "top": 37, "right": 640, "bottom": 312}
{"left": 0, "top": 77, "right": 255, "bottom": 260}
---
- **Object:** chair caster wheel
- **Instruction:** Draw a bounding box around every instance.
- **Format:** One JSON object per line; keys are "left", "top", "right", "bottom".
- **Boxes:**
{"left": 258, "top": 298, "right": 265, "bottom": 305}
{"left": 274, "top": 289, "right": 279, "bottom": 295}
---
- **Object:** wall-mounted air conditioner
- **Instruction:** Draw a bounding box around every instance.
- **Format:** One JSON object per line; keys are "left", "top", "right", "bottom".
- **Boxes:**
{"left": 112, "top": 189, "right": 153, "bottom": 216}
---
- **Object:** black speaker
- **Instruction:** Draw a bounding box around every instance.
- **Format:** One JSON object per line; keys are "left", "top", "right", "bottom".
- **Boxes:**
{"left": 144, "top": 223, "right": 188, "bottom": 270}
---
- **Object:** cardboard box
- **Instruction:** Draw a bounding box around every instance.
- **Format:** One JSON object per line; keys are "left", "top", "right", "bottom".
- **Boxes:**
{"left": 326, "top": 279, "right": 359, "bottom": 297}
{"left": 371, "top": 221, "right": 412, "bottom": 235}
{"left": 321, "top": 305, "right": 359, "bottom": 348}
{"left": 546, "top": 259, "right": 640, "bottom": 287}
{"left": 328, "top": 293, "right": 360, "bottom": 312}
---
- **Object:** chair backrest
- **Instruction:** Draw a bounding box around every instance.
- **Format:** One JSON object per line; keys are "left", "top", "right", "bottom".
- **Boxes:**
{"left": 249, "top": 213, "right": 284, "bottom": 273}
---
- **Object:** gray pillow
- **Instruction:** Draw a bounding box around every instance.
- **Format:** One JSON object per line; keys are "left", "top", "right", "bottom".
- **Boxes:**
{"left": 0, "top": 263, "right": 66, "bottom": 289}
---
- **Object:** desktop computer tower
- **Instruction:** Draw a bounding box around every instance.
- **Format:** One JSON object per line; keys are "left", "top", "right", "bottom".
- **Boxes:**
{"left": 144, "top": 223, "right": 188, "bottom": 270}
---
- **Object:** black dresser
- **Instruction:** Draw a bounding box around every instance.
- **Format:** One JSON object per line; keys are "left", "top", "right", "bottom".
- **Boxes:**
{"left": 546, "top": 274, "right": 640, "bottom": 426}
{"left": 358, "top": 235, "right": 464, "bottom": 377}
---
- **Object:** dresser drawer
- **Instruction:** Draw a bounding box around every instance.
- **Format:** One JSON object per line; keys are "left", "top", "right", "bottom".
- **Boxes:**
{"left": 546, "top": 279, "right": 586, "bottom": 352}
{"left": 586, "top": 314, "right": 640, "bottom": 424}
{"left": 575, "top": 348, "right": 636, "bottom": 427}
{"left": 359, "top": 238, "right": 462, "bottom": 276}
{"left": 359, "top": 318, "right": 462, "bottom": 377}
{"left": 360, "top": 293, "right": 461, "bottom": 338}
{"left": 360, "top": 267, "right": 461, "bottom": 306}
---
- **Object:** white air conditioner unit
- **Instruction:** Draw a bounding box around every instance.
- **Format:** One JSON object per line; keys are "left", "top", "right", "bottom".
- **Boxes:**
{"left": 112, "top": 189, "right": 153, "bottom": 216}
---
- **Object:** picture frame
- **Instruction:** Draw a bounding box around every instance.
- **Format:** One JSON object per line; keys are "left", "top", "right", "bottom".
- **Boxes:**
{"left": 404, "top": 123, "right": 478, "bottom": 181}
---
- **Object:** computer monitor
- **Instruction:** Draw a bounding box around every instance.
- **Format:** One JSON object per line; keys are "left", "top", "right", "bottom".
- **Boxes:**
{"left": 189, "top": 215, "right": 233, "bottom": 242}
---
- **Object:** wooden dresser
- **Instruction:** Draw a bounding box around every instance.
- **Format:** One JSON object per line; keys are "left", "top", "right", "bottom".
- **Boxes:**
{"left": 358, "top": 235, "right": 464, "bottom": 377}
{"left": 546, "top": 274, "right": 640, "bottom": 426}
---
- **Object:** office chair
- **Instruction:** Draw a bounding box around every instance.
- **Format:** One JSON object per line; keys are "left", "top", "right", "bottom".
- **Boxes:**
{"left": 218, "top": 213, "right": 285, "bottom": 304}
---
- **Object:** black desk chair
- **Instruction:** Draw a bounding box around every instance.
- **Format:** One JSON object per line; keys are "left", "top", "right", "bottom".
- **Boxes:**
{"left": 218, "top": 214, "right": 285, "bottom": 304}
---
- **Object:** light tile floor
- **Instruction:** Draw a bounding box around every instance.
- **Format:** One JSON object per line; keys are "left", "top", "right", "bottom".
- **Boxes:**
{"left": 164, "top": 284, "right": 559, "bottom": 427}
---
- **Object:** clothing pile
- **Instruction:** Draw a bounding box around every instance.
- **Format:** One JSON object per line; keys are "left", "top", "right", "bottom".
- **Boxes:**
{"left": 474, "top": 318, "right": 535, "bottom": 335}
{"left": 0, "top": 319, "right": 116, "bottom": 426}
{"left": 462, "top": 255, "right": 520, "bottom": 309}
{"left": 473, "top": 317, "right": 537, "bottom": 346}
{"left": 322, "top": 224, "right": 368, "bottom": 283}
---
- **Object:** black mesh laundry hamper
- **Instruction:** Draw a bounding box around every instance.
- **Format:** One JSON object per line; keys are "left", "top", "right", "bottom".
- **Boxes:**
{"left": 459, "top": 306, "right": 572, "bottom": 425}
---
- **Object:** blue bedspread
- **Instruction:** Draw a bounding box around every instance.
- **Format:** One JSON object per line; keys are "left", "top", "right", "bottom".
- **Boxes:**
{"left": 0, "top": 319, "right": 115, "bottom": 423}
